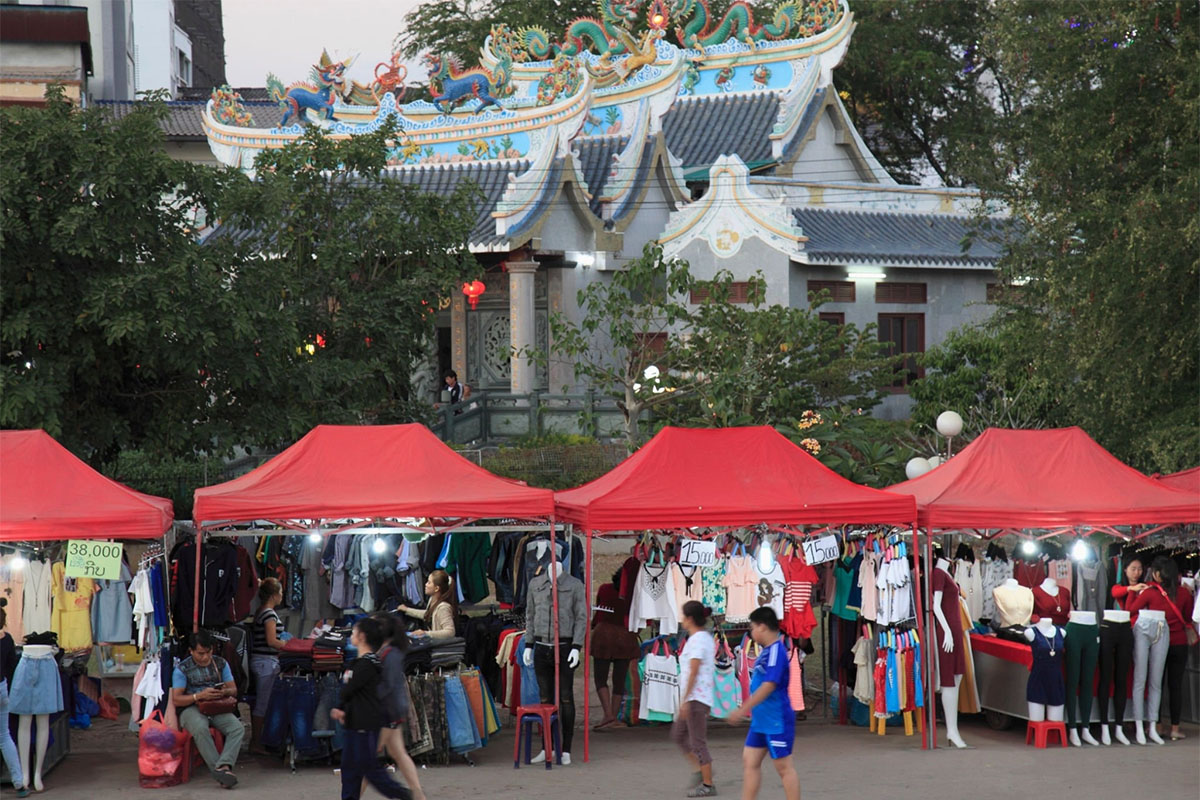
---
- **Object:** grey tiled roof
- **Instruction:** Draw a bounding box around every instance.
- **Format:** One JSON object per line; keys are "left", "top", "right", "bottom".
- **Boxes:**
{"left": 793, "top": 208, "right": 1007, "bottom": 268}
{"left": 178, "top": 86, "right": 271, "bottom": 102}
{"left": 389, "top": 161, "right": 529, "bottom": 247}
{"left": 572, "top": 136, "right": 628, "bottom": 215}
{"left": 663, "top": 93, "right": 779, "bottom": 172}
{"left": 94, "top": 99, "right": 277, "bottom": 139}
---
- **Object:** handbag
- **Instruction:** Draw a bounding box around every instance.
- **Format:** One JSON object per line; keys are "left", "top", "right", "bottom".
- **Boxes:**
{"left": 1154, "top": 585, "right": 1199, "bottom": 647}
{"left": 196, "top": 695, "right": 237, "bottom": 716}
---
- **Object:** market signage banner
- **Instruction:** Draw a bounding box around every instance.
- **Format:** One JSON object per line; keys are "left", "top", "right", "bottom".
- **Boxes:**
{"left": 678, "top": 539, "right": 718, "bottom": 567}
{"left": 65, "top": 540, "right": 123, "bottom": 579}
{"left": 802, "top": 534, "right": 839, "bottom": 566}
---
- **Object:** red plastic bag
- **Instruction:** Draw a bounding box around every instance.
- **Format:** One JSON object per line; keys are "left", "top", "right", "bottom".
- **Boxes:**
{"left": 97, "top": 693, "right": 120, "bottom": 721}
{"left": 138, "top": 711, "right": 188, "bottom": 788}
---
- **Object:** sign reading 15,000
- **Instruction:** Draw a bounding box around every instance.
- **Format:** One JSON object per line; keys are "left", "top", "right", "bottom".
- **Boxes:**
{"left": 65, "top": 540, "right": 124, "bottom": 580}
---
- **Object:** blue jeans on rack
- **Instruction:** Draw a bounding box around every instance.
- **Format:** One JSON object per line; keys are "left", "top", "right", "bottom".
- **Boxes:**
{"left": 0, "top": 679, "right": 23, "bottom": 790}
{"left": 443, "top": 675, "right": 480, "bottom": 753}
{"left": 313, "top": 674, "right": 344, "bottom": 751}
{"left": 262, "top": 676, "right": 319, "bottom": 754}
{"left": 340, "top": 730, "right": 412, "bottom": 800}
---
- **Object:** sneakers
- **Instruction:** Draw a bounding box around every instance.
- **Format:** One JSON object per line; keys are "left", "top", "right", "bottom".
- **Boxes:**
{"left": 211, "top": 767, "right": 238, "bottom": 788}
{"left": 15, "top": 786, "right": 29, "bottom": 798}
{"left": 688, "top": 771, "right": 702, "bottom": 789}
{"left": 687, "top": 784, "right": 718, "bottom": 797}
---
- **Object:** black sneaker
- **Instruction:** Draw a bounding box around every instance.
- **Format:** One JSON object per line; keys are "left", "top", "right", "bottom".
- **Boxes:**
{"left": 211, "top": 768, "right": 238, "bottom": 788}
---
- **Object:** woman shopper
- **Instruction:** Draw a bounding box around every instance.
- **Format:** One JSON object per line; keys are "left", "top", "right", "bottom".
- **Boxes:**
{"left": 331, "top": 617, "right": 413, "bottom": 800}
{"left": 373, "top": 612, "right": 426, "bottom": 800}
{"left": 396, "top": 570, "right": 457, "bottom": 640}
{"left": 249, "top": 578, "right": 285, "bottom": 754}
{"left": 1126, "top": 556, "right": 1195, "bottom": 742}
{"left": 1110, "top": 556, "right": 1148, "bottom": 609}
{"left": 0, "top": 599, "right": 29, "bottom": 797}
{"left": 591, "top": 571, "right": 641, "bottom": 729}
{"left": 674, "top": 601, "right": 717, "bottom": 797}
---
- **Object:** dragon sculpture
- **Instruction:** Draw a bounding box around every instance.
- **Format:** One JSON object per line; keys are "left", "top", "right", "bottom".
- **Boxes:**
{"left": 517, "top": 0, "right": 642, "bottom": 61}
{"left": 266, "top": 52, "right": 356, "bottom": 126}
{"left": 536, "top": 54, "right": 585, "bottom": 105}
{"left": 670, "top": 0, "right": 841, "bottom": 54}
{"left": 210, "top": 85, "right": 253, "bottom": 126}
{"left": 425, "top": 24, "right": 518, "bottom": 113}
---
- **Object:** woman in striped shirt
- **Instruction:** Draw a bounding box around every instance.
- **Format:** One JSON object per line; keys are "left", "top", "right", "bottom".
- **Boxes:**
{"left": 249, "top": 577, "right": 286, "bottom": 754}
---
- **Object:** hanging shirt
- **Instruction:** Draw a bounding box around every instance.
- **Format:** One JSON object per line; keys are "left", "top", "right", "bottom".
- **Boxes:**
{"left": 701, "top": 559, "right": 727, "bottom": 615}
{"left": 0, "top": 555, "right": 26, "bottom": 644}
{"left": 858, "top": 552, "right": 878, "bottom": 622}
{"left": 22, "top": 558, "right": 53, "bottom": 635}
{"left": 831, "top": 557, "right": 857, "bottom": 621}
{"left": 851, "top": 636, "right": 874, "bottom": 704}
{"left": 628, "top": 562, "right": 678, "bottom": 634}
{"left": 952, "top": 560, "right": 983, "bottom": 623}
{"left": 670, "top": 563, "right": 704, "bottom": 617}
{"left": 722, "top": 556, "right": 757, "bottom": 623}
{"left": 50, "top": 561, "right": 97, "bottom": 651}
{"left": 129, "top": 567, "right": 156, "bottom": 649}
{"left": 888, "top": 558, "right": 913, "bottom": 624}
{"left": 91, "top": 561, "right": 134, "bottom": 644}
{"left": 980, "top": 556, "right": 1013, "bottom": 621}
{"left": 754, "top": 561, "right": 786, "bottom": 619}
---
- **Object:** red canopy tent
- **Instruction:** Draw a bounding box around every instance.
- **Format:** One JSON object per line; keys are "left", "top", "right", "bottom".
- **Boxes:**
{"left": 555, "top": 425, "right": 919, "bottom": 756}
{"left": 1155, "top": 466, "right": 1200, "bottom": 495}
{"left": 193, "top": 423, "right": 554, "bottom": 525}
{"left": 886, "top": 427, "right": 1200, "bottom": 531}
{"left": 886, "top": 426, "right": 1200, "bottom": 748}
{"left": 0, "top": 429, "right": 174, "bottom": 541}
{"left": 555, "top": 426, "right": 917, "bottom": 530}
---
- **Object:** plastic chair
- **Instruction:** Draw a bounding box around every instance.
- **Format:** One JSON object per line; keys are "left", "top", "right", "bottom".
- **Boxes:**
{"left": 512, "top": 704, "right": 560, "bottom": 770}
{"left": 180, "top": 727, "right": 226, "bottom": 782}
{"left": 1025, "top": 720, "right": 1068, "bottom": 748}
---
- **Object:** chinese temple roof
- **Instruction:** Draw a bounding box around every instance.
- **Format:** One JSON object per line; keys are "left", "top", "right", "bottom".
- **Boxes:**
{"left": 95, "top": 98, "right": 273, "bottom": 140}
{"left": 663, "top": 93, "right": 779, "bottom": 176}
{"left": 573, "top": 135, "right": 629, "bottom": 215}
{"left": 791, "top": 208, "right": 1006, "bottom": 269}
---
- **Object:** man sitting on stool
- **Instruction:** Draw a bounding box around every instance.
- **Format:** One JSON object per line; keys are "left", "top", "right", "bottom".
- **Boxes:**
{"left": 171, "top": 630, "right": 244, "bottom": 788}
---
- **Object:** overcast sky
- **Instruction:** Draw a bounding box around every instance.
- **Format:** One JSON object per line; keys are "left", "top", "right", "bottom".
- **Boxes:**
{"left": 223, "top": 0, "right": 428, "bottom": 89}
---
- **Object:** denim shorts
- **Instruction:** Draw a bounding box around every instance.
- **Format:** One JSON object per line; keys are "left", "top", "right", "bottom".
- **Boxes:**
{"left": 10, "top": 654, "right": 63, "bottom": 715}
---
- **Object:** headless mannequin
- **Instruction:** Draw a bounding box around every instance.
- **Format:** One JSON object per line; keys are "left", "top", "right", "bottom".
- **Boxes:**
{"left": 992, "top": 578, "right": 1034, "bottom": 627}
{"left": 1024, "top": 619, "right": 1065, "bottom": 723}
{"left": 522, "top": 546, "right": 581, "bottom": 765}
{"left": 932, "top": 558, "right": 967, "bottom": 748}
{"left": 1065, "top": 611, "right": 1100, "bottom": 747}
{"left": 1131, "top": 608, "right": 1167, "bottom": 746}
{"left": 1099, "top": 609, "right": 1132, "bottom": 746}
{"left": 16, "top": 644, "right": 53, "bottom": 792}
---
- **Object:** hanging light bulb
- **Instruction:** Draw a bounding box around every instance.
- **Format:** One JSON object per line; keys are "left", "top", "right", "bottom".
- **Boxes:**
{"left": 308, "top": 531, "right": 322, "bottom": 544}
{"left": 1021, "top": 539, "right": 1038, "bottom": 556}
{"left": 1070, "top": 538, "right": 1090, "bottom": 562}
{"left": 10, "top": 552, "right": 27, "bottom": 571}
{"left": 757, "top": 536, "right": 775, "bottom": 573}
{"left": 372, "top": 537, "right": 387, "bottom": 555}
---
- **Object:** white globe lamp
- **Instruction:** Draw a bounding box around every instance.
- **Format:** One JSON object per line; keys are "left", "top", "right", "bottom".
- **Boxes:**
{"left": 905, "top": 457, "right": 932, "bottom": 480}
{"left": 928, "top": 455, "right": 943, "bottom": 469}
{"left": 936, "top": 410, "right": 964, "bottom": 438}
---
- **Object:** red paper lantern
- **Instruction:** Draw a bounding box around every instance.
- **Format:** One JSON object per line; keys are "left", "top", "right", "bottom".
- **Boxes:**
{"left": 462, "top": 279, "right": 486, "bottom": 310}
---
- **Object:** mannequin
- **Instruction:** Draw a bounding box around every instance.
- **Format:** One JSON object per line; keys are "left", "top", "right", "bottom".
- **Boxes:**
{"left": 1063, "top": 610, "right": 1100, "bottom": 746}
{"left": 12, "top": 644, "right": 59, "bottom": 792}
{"left": 931, "top": 558, "right": 967, "bottom": 748}
{"left": 1128, "top": 607, "right": 1168, "bottom": 746}
{"left": 1031, "top": 577, "right": 1071, "bottom": 626}
{"left": 1024, "top": 618, "right": 1066, "bottom": 723}
{"left": 522, "top": 543, "right": 587, "bottom": 765}
{"left": 1097, "top": 608, "right": 1132, "bottom": 746}
{"left": 992, "top": 578, "right": 1034, "bottom": 628}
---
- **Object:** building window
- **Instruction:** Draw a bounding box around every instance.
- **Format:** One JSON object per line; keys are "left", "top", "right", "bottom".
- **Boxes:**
{"left": 878, "top": 313, "right": 924, "bottom": 391}
{"left": 986, "top": 283, "right": 1024, "bottom": 304}
{"left": 634, "top": 332, "right": 668, "bottom": 363}
{"left": 177, "top": 50, "right": 192, "bottom": 86}
{"left": 690, "top": 281, "right": 762, "bottom": 304}
{"left": 818, "top": 312, "right": 845, "bottom": 326}
{"left": 807, "top": 280, "right": 855, "bottom": 303}
{"left": 875, "top": 282, "right": 926, "bottom": 304}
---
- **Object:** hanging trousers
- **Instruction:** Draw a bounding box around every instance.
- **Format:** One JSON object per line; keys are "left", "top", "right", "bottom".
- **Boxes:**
{"left": 1097, "top": 619, "right": 1133, "bottom": 725}
{"left": 1064, "top": 622, "right": 1100, "bottom": 730}
{"left": 534, "top": 641, "right": 576, "bottom": 752}
{"left": 1131, "top": 616, "right": 1169, "bottom": 723}
{"left": 1164, "top": 644, "right": 1187, "bottom": 727}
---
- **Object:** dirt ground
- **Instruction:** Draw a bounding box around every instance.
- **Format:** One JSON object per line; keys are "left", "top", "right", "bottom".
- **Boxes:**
{"left": 46, "top": 697, "right": 1200, "bottom": 800}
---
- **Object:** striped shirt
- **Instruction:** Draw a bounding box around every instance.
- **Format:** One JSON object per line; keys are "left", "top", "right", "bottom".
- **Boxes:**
{"left": 252, "top": 606, "right": 281, "bottom": 656}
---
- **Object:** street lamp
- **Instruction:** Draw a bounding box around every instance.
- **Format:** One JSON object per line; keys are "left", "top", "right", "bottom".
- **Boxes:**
{"left": 936, "top": 410, "right": 963, "bottom": 458}
{"left": 905, "top": 457, "right": 931, "bottom": 480}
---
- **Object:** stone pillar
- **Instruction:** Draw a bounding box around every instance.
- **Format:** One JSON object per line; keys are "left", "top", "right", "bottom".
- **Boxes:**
{"left": 451, "top": 294, "right": 467, "bottom": 381}
{"left": 507, "top": 259, "right": 538, "bottom": 394}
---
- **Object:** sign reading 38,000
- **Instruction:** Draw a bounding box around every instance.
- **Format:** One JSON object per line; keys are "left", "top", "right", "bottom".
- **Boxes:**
{"left": 65, "top": 540, "right": 124, "bottom": 580}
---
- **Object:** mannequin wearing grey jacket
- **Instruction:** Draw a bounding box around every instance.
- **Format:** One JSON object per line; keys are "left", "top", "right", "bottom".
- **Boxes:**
{"left": 523, "top": 560, "right": 588, "bottom": 762}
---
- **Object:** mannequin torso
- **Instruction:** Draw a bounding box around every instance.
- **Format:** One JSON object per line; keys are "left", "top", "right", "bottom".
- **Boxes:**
{"left": 1068, "top": 610, "right": 1096, "bottom": 625}
{"left": 1102, "top": 609, "right": 1130, "bottom": 623}
{"left": 993, "top": 580, "right": 1035, "bottom": 627}
{"left": 1032, "top": 578, "right": 1071, "bottom": 626}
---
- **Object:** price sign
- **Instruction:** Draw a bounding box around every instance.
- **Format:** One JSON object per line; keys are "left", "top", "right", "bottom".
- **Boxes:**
{"left": 65, "top": 540, "right": 123, "bottom": 580}
{"left": 802, "top": 534, "right": 839, "bottom": 566}
{"left": 678, "top": 539, "right": 717, "bottom": 567}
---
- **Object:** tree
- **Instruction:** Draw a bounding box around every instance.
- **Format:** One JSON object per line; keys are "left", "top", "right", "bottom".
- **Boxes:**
{"left": 1, "top": 93, "right": 479, "bottom": 465}
{"left": 836, "top": 0, "right": 1007, "bottom": 185}
{"left": 1, "top": 89, "right": 238, "bottom": 463}
{"left": 968, "top": 1, "right": 1199, "bottom": 473}
{"left": 209, "top": 118, "right": 480, "bottom": 448}
{"left": 396, "top": 0, "right": 597, "bottom": 66}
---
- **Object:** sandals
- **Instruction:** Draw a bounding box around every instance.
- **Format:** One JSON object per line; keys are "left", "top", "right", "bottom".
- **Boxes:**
{"left": 1170, "top": 732, "right": 1187, "bottom": 741}
{"left": 211, "top": 767, "right": 238, "bottom": 789}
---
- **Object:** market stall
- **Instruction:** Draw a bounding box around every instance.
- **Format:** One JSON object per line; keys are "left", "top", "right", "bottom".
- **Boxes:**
{"left": 191, "top": 423, "right": 558, "bottom": 767}
{"left": 888, "top": 426, "right": 1200, "bottom": 746}
{"left": 1156, "top": 466, "right": 1200, "bottom": 495}
{"left": 554, "top": 425, "right": 920, "bottom": 759}
{"left": 0, "top": 429, "right": 175, "bottom": 789}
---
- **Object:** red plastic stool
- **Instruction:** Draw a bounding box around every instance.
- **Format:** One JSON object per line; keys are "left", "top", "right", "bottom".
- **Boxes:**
{"left": 180, "top": 727, "right": 226, "bottom": 782}
{"left": 513, "top": 704, "right": 560, "bottom": 770}
{"left": 1025, "top": 720, "right": 1068, "bottom": 748}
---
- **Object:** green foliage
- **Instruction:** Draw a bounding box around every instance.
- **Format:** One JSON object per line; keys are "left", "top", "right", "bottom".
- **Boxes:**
{"left": 396, "top": 0, "right": 597, "bottom": 65}
{"left": 778, "top": 408, "right": 911, "bottom": 488}
{"left": 482, "top": 441, "right": 624, "bottom": 489}
{"left": 104, "top": 449, "right": 212, "bottom": 519}
{"left": 0, "top": 94, "right": 477, "bottom": 464}
{"left": 500, "top": 432, "right": 599, "bottom": 448}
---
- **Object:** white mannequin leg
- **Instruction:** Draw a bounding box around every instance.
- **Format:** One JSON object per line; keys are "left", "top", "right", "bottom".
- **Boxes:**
{"left": 1134, "top": 720, "right": 1146, "bottom": 745}
{"left": 1147, "top": 722, "right": 1164, "bottom": 745}
{"left": 941, "top": 674, "right": 966, "bottom": 748}
{"left": 1114, "top": 724, "right": 1130, "bottom": 746}
{"left": 1047, "top": 704, "right": 1064, "bottom": 722}
{"left": 1100, "top": 724, "right": 1112, "bottom": 745}
{"left": 16, "top": 715, "right": 31, "bottom": 786}
{"left": 1069, "top": 729, "right": 1081, "bottom": 747}
{"left": 32, "top": 714, "right": 48, "bottom": 791}
{"left": 1080, "top": 726, "right": 1099, "bottom": 746}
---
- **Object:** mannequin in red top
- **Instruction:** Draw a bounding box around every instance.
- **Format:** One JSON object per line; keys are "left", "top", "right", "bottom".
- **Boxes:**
{"left": 1126, "top": 556, "right": 1194, "bottom": 743}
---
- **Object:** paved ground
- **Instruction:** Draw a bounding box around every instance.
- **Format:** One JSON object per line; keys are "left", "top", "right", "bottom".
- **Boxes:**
{"left": 47, "top": 705, "right": 1200, "bottom": 799}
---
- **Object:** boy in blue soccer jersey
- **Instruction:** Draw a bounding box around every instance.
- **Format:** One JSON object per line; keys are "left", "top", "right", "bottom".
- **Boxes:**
{"left": 727, "top": 607, "right": 800, "bottom": 800}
